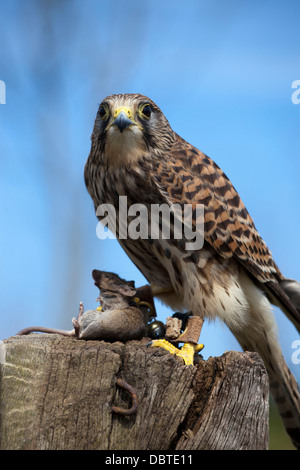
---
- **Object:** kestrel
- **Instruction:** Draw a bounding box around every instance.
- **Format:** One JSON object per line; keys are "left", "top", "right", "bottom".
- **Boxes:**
{"left": 84, "top": 93, "right": 300, "bottom": 448}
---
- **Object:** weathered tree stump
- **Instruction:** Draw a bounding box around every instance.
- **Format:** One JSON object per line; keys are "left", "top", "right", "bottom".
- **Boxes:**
{"left": 0, "top": 334, "right": 269, "bottom": 450}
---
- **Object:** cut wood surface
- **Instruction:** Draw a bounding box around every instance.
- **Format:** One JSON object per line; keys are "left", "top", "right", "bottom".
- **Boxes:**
{"left": 0, "top": 334, "right": 269, "bottom": 450}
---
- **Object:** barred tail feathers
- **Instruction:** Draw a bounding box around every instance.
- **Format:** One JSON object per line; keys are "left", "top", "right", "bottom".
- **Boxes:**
{"left": 230, "top": 272, "right": 300, "bottom": 449}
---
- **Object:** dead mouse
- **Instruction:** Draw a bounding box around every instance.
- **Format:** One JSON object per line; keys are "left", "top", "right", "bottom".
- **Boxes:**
{"left": 17, "top": 270, "right": 156, "bottom": 342}
{"left": 73, "top": 270, "right": 149, "bottom": 341}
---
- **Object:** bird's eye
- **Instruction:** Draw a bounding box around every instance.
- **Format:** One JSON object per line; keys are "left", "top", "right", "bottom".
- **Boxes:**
{"left": 140, "top": 104, "right": 152, "bottom": 119}
{"left": 99, "top": 104, "right": 109, "bottom": 121}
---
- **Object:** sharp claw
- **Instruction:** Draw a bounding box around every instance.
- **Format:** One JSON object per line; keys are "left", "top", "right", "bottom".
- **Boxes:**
{"left": 195, "top": 343, "right": 204, "bottom": 353}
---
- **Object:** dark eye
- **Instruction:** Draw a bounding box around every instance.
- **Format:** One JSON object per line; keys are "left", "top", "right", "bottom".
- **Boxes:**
{"left": 141, "top": 104, "right": 152, "bottom": 119}
{"left": 99, "top": 104, "right": 108, "bottom": 120}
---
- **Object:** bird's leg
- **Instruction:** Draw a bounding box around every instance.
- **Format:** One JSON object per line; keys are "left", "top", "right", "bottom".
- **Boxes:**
{"left": 148, "top": 315, "right": 204, "bottom": 366}
{"left": 148, "top": 339, "right": 204, "bottom": 366}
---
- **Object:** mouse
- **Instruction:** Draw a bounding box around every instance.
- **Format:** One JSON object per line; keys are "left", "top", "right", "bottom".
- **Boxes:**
{"left": 16, "top": 270, "right": 156, "bottom": 342}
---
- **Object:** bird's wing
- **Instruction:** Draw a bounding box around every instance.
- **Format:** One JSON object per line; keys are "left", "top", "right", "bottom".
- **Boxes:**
{"left": 150, "top": 133, "right": 280, "bottom": 282}
{"left": 150, "top": 133, "right": 300, "bottom": 330}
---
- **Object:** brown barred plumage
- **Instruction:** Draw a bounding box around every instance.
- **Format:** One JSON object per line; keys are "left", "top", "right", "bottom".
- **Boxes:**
{"left": 84, "top": 93, "right": 300, "bottom": 448}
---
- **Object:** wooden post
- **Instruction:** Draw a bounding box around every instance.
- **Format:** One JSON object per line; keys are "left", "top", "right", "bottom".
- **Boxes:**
{"left": 0, "top": 334, "right": 269, "bottom": 450}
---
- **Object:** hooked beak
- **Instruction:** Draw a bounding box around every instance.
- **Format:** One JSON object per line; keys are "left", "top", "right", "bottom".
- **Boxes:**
{"left": 113, "top": 110, "right": 133, "bottom": 133}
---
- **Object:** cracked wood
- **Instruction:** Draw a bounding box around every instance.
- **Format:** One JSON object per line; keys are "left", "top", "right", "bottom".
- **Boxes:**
{"left": 0, "top": 334, "right": 269, "bottom": 450}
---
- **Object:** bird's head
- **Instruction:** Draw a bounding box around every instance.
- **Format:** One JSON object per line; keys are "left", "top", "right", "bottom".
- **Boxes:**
{"left": 90, "top": 93, "right": 175, "bottom": 167}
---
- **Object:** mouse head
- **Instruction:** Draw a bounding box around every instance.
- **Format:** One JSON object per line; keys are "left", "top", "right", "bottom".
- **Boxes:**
{"left": 92, "top": 270, "right": 137, "bottom": 297}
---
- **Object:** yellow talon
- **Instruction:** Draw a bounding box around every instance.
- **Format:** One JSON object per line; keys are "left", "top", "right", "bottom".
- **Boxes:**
{"left": 195, "top": 343, "right": 204, "bottom": 353}
{"left": 96, "top": 306, "right": 103, "bottom": 311}
{"left": 149, "top": 339, "right": 204, "bottom": 366}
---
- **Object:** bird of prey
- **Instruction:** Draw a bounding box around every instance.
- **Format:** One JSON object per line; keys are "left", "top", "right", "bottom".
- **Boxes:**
{"left": 84, "top": 93, "right": 300, "bottom": 448}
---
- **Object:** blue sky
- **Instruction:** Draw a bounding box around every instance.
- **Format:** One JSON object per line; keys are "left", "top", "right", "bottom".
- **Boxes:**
{"left": 0, "top": 0, "right": 299, "bottom": 381}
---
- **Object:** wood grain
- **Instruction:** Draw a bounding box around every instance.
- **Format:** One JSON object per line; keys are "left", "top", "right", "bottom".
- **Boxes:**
{"left": 0, "top": 334, "right": 269, "bottom": 450}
